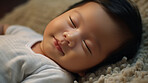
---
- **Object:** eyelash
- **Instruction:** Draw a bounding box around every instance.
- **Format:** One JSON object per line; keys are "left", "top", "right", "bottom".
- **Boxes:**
{"left": 69, "top": 16, "right": 77, "bottom": 28}
{"left": 82, "top": 40, "right": 92, "bottom": 55}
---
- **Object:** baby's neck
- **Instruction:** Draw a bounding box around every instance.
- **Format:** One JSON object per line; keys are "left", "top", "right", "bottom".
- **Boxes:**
{"left": 31, "top": 41, "right": 45, "bottom": 55}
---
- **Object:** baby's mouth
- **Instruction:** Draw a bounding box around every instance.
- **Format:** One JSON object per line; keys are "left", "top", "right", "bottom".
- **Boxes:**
{"left": 53, "top": 36, "right": 65, "bottom": 55}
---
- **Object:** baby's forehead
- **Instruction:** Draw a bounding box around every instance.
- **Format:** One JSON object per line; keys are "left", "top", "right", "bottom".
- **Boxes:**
{"left": 68, "top": 1, "right": 129, "bottom": 37}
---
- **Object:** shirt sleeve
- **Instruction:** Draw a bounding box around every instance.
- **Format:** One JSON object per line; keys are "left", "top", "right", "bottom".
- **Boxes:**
{"left": 5, "top": 25, "right": 42, "bottom": 38}
{"left": 21, "top": 65, "right": 74, "bottom": 83}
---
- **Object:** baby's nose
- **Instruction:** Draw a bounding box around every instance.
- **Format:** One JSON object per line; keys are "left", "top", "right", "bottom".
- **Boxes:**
{"left": 63, "top": 30, "right": 81, "bottom": 47}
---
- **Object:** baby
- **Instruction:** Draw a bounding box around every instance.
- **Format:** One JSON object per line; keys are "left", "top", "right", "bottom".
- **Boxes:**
{"left": 0, "top": 0, "right": 142, "bottom": 83}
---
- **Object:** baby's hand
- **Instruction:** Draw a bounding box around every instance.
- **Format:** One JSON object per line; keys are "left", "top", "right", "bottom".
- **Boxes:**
{"left": 0, "top": 24, "right": 9, "bottom": 35}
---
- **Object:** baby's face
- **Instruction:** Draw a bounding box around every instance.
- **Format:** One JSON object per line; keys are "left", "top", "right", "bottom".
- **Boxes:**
{"left": 41, "top": 2, "right": 128, "bottom": 73}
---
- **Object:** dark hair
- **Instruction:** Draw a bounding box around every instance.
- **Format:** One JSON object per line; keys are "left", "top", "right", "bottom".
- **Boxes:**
{"left": 65, "top": 0, "right": 142, "bottom": 71}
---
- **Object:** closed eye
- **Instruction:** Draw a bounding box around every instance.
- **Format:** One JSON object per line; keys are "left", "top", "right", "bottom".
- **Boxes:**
{"left": 82, "top": 40, "right": 92, "bottom": 55}
{"left": 69, "top": 16, "right": 76, "bottom": 28}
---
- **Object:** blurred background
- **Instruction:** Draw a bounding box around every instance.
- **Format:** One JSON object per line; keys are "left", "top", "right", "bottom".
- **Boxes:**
{"left": 0, "top": 0, "right": 28, "bottom": 19}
